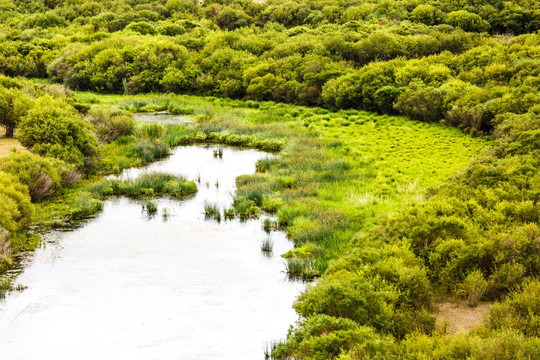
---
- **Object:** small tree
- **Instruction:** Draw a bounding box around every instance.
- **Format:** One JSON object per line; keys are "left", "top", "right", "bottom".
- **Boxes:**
{"left": 0, "top": 86, "right": 31, "bottom": 138}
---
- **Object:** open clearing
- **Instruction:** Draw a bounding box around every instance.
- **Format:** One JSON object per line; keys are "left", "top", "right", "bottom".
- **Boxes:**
{"left": 0, "top": 130, "right": 26, "bottom": 156}
{"left": 436, "top": 301, "right": 492, "bottom": 335}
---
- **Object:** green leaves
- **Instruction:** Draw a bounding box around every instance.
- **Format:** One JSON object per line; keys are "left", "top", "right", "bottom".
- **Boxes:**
{"left": 18, "top": 95, "right": 99, "bottom": 169}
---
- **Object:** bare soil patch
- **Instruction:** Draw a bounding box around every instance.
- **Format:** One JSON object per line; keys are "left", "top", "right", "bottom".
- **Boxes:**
{"left": 436, "top": 301, "right": 491, "bottom": 335}
{"left": 0, "top": 129, "right": 26, "bottom": 156}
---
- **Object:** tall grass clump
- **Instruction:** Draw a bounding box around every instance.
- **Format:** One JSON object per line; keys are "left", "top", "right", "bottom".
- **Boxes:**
{"left": 204, "top": 201, "right": 221, "bottom": 221}
{"left": 90, "top": 172, "right": 197, "bottom": 198}
{"left": 69, "top": 192, "right": 103, "bottom": 218}
{"left": 129, "top": 139, "right": 170, "bottom": 163}
{"left": 261, "top": 237, "right": 273, "bottom": 253}
{"left": 139, "top": 122, "right": 165, "bottom": 139}
{"left": 145, "top": 201, "right": 158, "bottom": 214}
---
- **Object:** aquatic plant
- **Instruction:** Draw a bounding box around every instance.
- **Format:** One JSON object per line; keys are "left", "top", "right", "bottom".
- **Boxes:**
{"left": 90, "top": 172, "right": 197, "bottom": 198}
{"left": 204, "top": 201, "right": 221, "bottom": 221}
{"left": 263, "top": 218, "right": 278, "bottom": 231}
{"left": 223, "top": 208, "right": 235, "bottom": 219}
{"left": 261, "top": 237, "right": 273, "bottom": 253}
{"left": 69, "top": 192, "right": 103, "bottom": 218}
{"left": 145, "top": 201, "right": 157, "bottom": 214}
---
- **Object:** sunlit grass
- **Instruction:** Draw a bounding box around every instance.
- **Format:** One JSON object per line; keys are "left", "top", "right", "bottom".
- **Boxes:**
{"left": 77, "top": 92, "right": 490, "bottom": 279}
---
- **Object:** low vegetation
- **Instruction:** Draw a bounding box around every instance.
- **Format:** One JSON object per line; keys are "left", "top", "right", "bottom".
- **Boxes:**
{"left": 90, "top": 172, "right": 196, "bottom": 198}
{"left": 0, "top": 0, "right": 538, "bottom": 357}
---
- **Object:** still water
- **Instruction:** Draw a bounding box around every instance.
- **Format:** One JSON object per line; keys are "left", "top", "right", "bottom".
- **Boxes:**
{"left": 0, "top": 145, "right": 304, "bottom": 359}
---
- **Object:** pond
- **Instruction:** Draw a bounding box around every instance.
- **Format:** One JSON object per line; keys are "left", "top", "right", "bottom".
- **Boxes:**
{"left": 0, "top": 145, "right": 304, "bottom": 359}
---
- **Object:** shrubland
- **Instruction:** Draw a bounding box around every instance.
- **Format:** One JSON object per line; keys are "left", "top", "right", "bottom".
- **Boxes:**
{"left": 0, "top": 0, "right": 538, "bottom": 358}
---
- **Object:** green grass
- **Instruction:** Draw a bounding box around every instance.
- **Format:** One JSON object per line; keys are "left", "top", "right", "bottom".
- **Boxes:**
{"left": 261, "top": 237, "right": 273, "bottom": 253}
{"left": 204, "top": 201, "right": 221, "bottom": 221}
{"left": 89, "top": 172, "right": 197, "bottom": 198}
{"left": 77, "top": 92, "right": 489, "bottom": 279}
{"left": 145, "top": 201, "right": 158, "bottom": 214}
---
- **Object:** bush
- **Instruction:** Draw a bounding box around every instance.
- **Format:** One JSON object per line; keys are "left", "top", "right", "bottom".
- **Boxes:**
{"left": 0, "top": 85, "right": 32, "bottom": 138}
{"left": 273, "top": 314, "right": 396, "bottom": 360}
{"left": 85, "top": 107, "right": 135, "bottom": 143}
{"left": 18, "top": 96, "right": 99, "bottom": 169}
{"left": 293, "top": 269, "right": 397, "bottom": 333}
{"left": 489, "top": 280, "right": 540, "bottom": 337}
{"left": 445, "top": 10, "right": 490, "bottom": 33}
{"left": 0, "top": 150, "right": 70, "bottom": 201}
{"left": 125, "top": 21, "right": 157, "bottom": 35}
{"left": 458, "top": 270, "right": 488, "bottom": 307}
{"left": 0, "top": 171, "right": 33, "bottom": 232}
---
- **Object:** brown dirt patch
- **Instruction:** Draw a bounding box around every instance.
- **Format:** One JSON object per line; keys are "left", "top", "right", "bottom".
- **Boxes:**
{"left": 436, "top": 301, "right": 491, "bottom": 335}
{"left": 0, "top": 129, "right": 26, "bottom": 156}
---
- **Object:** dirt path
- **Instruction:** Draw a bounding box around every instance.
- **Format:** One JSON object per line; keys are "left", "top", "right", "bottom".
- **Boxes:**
{"left": 436, "top": 301, "right": 491, "bottom": 335}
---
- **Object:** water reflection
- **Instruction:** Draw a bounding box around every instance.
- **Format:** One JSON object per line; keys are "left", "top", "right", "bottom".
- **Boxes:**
{"left": 0, "top": 145, "right": 304, "bottom": 360}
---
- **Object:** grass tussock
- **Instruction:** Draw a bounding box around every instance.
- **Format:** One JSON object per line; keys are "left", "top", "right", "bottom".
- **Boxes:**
{"left": 90, "top": 172, "right": 197, "bottom": 198}
{"left": 204, "top": 201, "right": 221, "bottom": 221}
{"left": 261, "top": 237, "right": 273, "bottom": 253}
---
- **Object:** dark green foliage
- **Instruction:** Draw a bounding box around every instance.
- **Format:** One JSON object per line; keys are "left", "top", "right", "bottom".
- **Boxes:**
{"left": 0, "top": 0, "right": 532, "bottom": 135}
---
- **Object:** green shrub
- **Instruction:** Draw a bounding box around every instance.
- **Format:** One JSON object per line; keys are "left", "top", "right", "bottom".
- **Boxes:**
{"left": 458, "top": 270, "right": 488, "bottom": 307}
{"left": 0, "top": 150, "right": 70, "bottom": 201}
{"left": 0, "top": 171, "right": 33, "bottom": 232}
{"left": 273, "top": 315, "right": 396, "bottom": 360}
{"left": 125, "top": 21, "right": 157, "bottom": 35}
{"left": 18, "top": 95, "right": 99, "bottom": 169}
{"left": 0, "top": 85, "right": 31, "bottom": 138}
{"left": 489, "top": 280, "right": 540, "bottom": 337}
{"left": 85, "top": 107, "right": 135, "bottom": 143}
{"left": 294, "top": 269, "right": 397, "bottom": 332}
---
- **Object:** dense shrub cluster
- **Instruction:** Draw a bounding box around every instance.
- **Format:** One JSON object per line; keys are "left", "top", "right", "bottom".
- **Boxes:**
{"left": 0, "top": 0, "right": 537, "bottom": 133}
